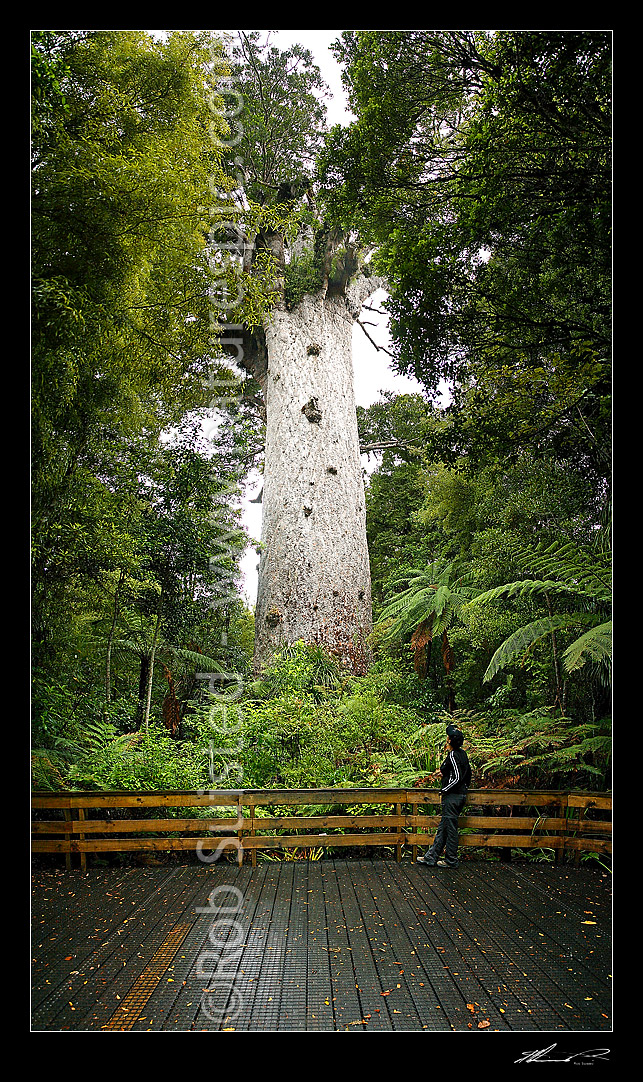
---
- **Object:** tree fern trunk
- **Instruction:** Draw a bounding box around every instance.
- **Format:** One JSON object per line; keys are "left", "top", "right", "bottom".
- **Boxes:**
{"left": 545, "top": 592, "right": 564, "bottom": 710}
{"left": 142, "top": 608, "right": 163, "bottom": 730}
{"left": 105, "top": 568, "right": 125, "bottom": 704}
{"left": 136, "top": 654, "right": 150, "bottom": 728}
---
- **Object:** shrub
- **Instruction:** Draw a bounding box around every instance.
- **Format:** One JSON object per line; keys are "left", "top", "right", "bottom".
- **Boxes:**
{"left": 32, "top": 719, "right": 210, "bottom": 792}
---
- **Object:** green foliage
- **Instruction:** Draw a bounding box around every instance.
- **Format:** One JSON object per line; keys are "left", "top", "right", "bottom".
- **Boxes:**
{"left": 323, "top": 30, "right": 611, "bottom": 484}
{"left": 227, "top": 32, "right": 329, "bottom": 201}
{"left": 375, "top": 559, "right": 479, "bottom": 709}
{"left": 31, "top": 31, "right": 251, "bottom": 693}
{"left": 362, "top": 419, "right": 611, "bottom": 720}
{"left": 377, "top": 560, "right": 477, "bottom": 643}
{"left": 465, "top": 538, "right": 612, "bottom": 681}
{"left": 283, "top": 248, "right": 326, "bottom": 309}
{"left": 32, "top": 721, "right": 209, "bottom": 792}
{"left": 182, "top": 642, "right": 611, "bottom": 798}
{"left": 454, "top": 707, "right": 612, "bottom": 791}
{"left": 186, "top": 643, "right": 447, "bottom": 792}
{"left": 251, "top": 641, "right": 344, "bottom": 700}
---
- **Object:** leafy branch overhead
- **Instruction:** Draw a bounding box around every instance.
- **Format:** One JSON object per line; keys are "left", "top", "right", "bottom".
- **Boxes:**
{"left": 321, "top": 30, "right": 611, "bottom": 477}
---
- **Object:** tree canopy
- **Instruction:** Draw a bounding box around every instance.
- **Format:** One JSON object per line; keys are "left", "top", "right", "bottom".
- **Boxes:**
{"left": 320, "top": 31, "right": 611, "bottom": 484}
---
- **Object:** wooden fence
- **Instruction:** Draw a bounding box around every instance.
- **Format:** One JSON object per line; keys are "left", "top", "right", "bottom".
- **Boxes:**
{"left": 32, "top": 788, "right": 611, "bottom": 871}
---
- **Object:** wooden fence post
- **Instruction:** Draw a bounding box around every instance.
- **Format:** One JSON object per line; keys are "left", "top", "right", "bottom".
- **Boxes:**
{"left": 409, "top": 798, "right": 418, "bottom": 864}
{"left": 77, "top": 807, "right": 87, "bottom": 872}
{"left": 555, "top": 794, "right": 567, "bottom": 864}
{"left": 237, "top": 799, "right": 244, "bottom": 867}
{"left": 248, "top": 801, "right": 256, "bottom": 868}
{"left": 63, "top": 808, "right": 72, "bottom": 871}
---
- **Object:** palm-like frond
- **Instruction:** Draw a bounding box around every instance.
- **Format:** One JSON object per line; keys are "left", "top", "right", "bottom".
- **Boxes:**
{"left": 483, "top": 612, "right": 600, "bottom": 682}
{"left": 94, "top": 635, "right": 225, "bottom": 675}
{"left": 378, "top": 561, "right": 477, "bottom": 640}
{"left": 159, "top": 645, "right": 225, "bottom": 674}
{"left": 562, "top": 620, "right": 612, "bottom": 672}
{"left": 466, "top": 577, "right": 599, "bottom": 608}
{"left": 468, "top": 539, "right": 611, "bottom": 607}
{"left": 510, "top": 539, "right": 611, "bottom": 601}
{"left": 463, "top": 537, "right": 611, "bottom": 683}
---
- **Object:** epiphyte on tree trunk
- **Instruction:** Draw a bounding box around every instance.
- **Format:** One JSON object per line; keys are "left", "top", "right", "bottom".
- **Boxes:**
{"left": 265, "top": 606, "right": 283, "bottom": 628}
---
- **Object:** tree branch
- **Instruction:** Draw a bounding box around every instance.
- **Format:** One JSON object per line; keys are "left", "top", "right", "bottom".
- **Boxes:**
{"left": 356, "top": 316, "right": 396, "bottom": 358}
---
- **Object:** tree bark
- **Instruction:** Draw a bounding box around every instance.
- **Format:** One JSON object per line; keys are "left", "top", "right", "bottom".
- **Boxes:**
{"left": 249, "top": 276, "right": 382, "bottom": 675}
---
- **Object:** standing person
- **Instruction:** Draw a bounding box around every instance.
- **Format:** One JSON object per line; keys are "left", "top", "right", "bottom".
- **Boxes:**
{"left": 417, "top": 724, "right": 471, "bottom": 868}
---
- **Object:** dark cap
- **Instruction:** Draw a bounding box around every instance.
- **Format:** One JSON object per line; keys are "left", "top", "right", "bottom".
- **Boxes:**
{"left": 446, "top": 724, "right": 464, "bottom": 748}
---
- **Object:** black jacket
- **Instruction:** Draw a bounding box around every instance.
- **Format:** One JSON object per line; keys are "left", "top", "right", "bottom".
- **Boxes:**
{"left": 439, "top": 747, "right": 471, "bottom": 795}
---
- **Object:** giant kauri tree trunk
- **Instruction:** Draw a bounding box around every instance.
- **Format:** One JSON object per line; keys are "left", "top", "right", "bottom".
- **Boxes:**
{"left": 232, "top": 209, "right": 384, "bottom": 675}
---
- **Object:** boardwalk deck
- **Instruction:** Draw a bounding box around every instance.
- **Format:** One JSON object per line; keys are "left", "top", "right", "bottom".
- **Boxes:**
{"left": 31, "top": 858, "right": 611, "bottom": 1035}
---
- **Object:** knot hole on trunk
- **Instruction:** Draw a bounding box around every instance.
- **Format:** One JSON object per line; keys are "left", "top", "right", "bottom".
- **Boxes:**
{"left": 302, "top": 398, "right": 322, "bottom": 424}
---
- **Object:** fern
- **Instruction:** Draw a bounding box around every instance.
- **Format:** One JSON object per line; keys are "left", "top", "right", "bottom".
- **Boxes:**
{"left": 509, "top": 540, "right": 611, "bottom": 600}
{"left": 562, "top": 620, "right": 612, "bottom": 672}
{"left": 378, "top": 561, "right": 478, "bottom": 637}
{"left": 464, "top": 537, "right": 611, "bottom": 681}
{"left": 483, "top": 612, "right": 601, "bottom": 681}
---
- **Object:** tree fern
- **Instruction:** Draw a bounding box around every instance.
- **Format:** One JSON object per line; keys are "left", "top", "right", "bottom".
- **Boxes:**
{"left": 464, "top": 538, "right": 611, "bottom": 681}
{"left": 483, "top": 612, "right": 602, "bottom": 682}
{"left": 376, "top": 560, "right": 478, "bottom": 699}
{"left": 378, "top": 561, "right": 478, "bottom": 636}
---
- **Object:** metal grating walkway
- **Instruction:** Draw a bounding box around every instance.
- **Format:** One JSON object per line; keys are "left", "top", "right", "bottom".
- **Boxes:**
{"left": 31, "top": 858, "right": 611, "bottom": 1034}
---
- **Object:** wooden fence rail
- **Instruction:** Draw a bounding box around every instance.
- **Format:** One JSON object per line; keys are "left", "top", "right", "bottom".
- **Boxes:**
{"left": 32, "top": 788, "right": 612, "bottom": 871}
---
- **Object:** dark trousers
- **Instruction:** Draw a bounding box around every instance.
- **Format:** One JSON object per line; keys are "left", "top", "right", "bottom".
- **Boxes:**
{"left": 426, "top": 791, "right": 467, "bottom": 866}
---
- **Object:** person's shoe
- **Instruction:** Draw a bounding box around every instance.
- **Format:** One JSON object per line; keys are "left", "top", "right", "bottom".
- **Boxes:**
{"left": 417, "top": 855, "right": 436, "bottom": 866}
{"left": 436, "top": 859, "right": 458, "bottom": 868}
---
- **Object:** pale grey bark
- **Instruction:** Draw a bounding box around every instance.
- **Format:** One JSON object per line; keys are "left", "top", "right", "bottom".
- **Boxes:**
{"left": 252, "top": 277, "right": 384, "bottom": 674}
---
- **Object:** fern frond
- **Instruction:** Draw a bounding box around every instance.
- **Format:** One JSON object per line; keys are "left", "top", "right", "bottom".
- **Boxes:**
{"left": 159, "top": 646, "right": 225, "bottom": 673}
{"left": 483, "top": 612, "right": 599, "bottom": 682}
{"left": 500, "top": 539, "right": 611, "bottom": 600}
{"left": 562, "top": 620, "right": 612, "bottom": 672}
{"left": 466, "top": 577, "right": 604, "bottom": 609}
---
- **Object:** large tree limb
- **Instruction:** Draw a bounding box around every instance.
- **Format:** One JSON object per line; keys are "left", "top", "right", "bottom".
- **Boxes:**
{"left": 345, "top": 274, "right": 387, "bottom": 318}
